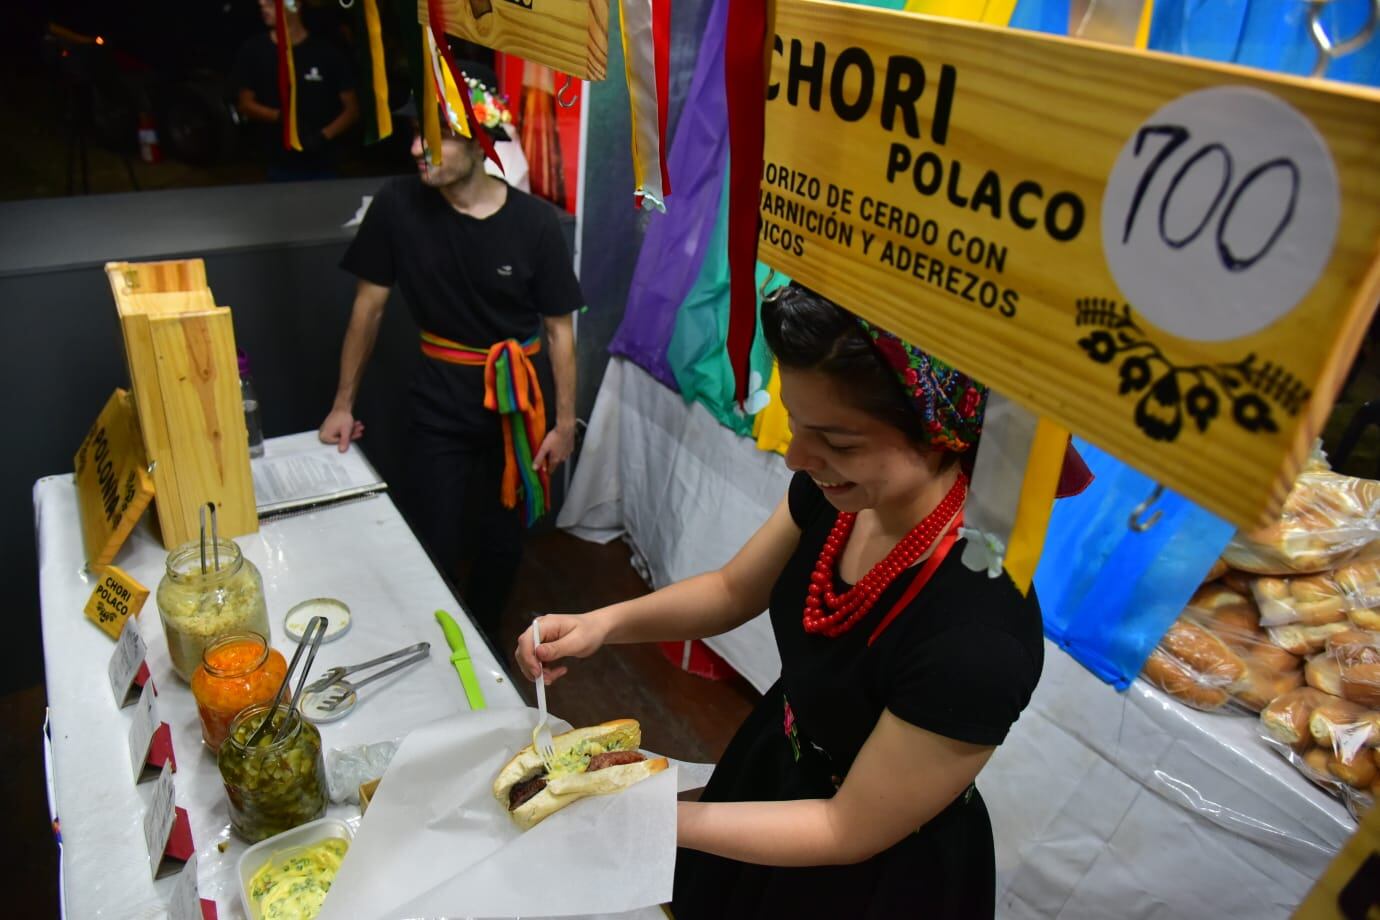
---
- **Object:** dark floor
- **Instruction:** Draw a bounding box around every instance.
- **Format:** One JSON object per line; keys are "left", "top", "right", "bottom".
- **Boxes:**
{"left": 1, "top": 531, "right": 760, "bottom": 916}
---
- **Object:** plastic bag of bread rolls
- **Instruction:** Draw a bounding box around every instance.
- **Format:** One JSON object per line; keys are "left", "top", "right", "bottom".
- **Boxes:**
{"left": 1259, "top": 686, "right": 1380, "bottom": 819}
{"left": 1250, "top": 573, "right": 1349, "bottom": 627}
{"left": 1326, "top": 629, "right": 1380, "bottom": 708}
{"left": 1223, "top": 467, "right": 1380, "bottom": 575}
{"left": 1141, "top": 585, "right": 1302, "bottom": 712}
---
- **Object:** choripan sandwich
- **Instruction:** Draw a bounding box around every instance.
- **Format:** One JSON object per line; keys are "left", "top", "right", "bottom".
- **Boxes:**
{"left": 492, "top": 718, "right": 668, "bottom": 829}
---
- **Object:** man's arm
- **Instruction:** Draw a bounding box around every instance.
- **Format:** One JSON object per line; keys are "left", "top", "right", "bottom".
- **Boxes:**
{"left": 321, "top": 90, "right": 360, "bottom": 142}
{"left": 236, "top": 88, "right": 280, "bottom": 125}
{"left": 533, "top": 312, "right": 576, "bottom": 471}
{"left": 527, "top": 314, "right": 571, "bottom": 474}
{"left": 319, "top": 279, "right": 390, "bottom": 452}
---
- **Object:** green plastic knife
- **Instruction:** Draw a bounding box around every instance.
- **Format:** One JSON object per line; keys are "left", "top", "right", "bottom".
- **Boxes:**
{"left": 434, "top": 609, "right": 487, "bottom": 710}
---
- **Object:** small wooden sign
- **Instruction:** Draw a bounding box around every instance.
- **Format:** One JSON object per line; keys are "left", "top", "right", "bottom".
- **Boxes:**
{"left": 108, "top": 618, "right": 151, "bottom": 709}
{"left": 74, "top": 389, "right": 155, "bottom": 567}
{"left": 759, "top": 0, "right": 1380, "bottom": 529}
{"left": 84, "top": 565, "right": 149, "bottom": 640}
{"left": 129, "top": 682, "right": 177, "bottom": 783}
{"left": 143, "top": 764, "right": 195, "bottom": 881}
{"left": 423, "top": 0, "right": 609, "bottom": 80}
{"left": 169, "top": 855, "right": 219, "bottom": 920}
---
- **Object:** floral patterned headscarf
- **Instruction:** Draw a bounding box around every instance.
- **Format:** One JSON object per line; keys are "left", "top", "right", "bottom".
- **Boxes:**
{"left": 857, "top": 319, "right": 988, "bottom": 453}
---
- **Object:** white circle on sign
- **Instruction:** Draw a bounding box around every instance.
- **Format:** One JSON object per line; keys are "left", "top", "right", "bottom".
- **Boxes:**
{"left": 1101, "top": 87, "right": 1339, "bottom": 342}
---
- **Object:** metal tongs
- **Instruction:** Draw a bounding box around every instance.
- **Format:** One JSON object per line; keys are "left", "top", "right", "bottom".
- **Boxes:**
{"left": 199, "top": 502, "right": 220, "bottom": 573}
{"left": 247, "top": 615, "right": 329, "bottom": 746}
{"left": 304, "top": 641, "right": 431, "bottom": 712}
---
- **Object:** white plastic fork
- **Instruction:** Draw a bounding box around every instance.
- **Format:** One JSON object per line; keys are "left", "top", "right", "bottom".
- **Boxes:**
{"left": 532, "top": 617, "right": 556, "bottom": 770}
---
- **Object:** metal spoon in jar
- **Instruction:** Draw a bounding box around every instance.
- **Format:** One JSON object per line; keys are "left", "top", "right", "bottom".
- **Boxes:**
{"left": 246, "top": 615, "right": 327, "bottom": 747}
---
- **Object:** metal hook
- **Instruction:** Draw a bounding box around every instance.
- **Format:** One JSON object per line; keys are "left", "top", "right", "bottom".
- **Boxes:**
{"left": 758, "top": 267, "right": 778, "bottom": 300}
{"left": 556, "top": 74, "right": 579, "bottom": 109}
{"left": 1306, "top": 0, "right": 1379, "bottom": 78}
{"left": 339, "top": 0, "right": 355, "bottom": 7}
{"left": 1129, "top": 484, "right": 1166, "bottom": 532}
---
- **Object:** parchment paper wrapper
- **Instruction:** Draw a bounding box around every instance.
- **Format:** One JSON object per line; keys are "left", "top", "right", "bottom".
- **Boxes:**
{"left": 319, "top": 708, "right": 694, "bottom": 919}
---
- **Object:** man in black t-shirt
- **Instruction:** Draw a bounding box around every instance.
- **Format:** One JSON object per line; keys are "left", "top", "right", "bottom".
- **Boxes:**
{"left": 231, "top": 0, "right": 359, "bottom": 180}
{"left": 320, "top": 63, "right": 581, "bottom": 637}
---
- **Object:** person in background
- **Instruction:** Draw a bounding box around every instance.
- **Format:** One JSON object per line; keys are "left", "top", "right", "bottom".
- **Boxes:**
{"left": 231, "top": 0, "right": 359, "bottom": 181}
{"left": 319, "top": 58, "right": 580, "bottom": 639}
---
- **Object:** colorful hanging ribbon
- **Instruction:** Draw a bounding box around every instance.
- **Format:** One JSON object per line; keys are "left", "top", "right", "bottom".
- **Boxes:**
{"left": 723, "top": 0, "right": 772, "bottom": 405}
{"left": 653, "top": 0, "right": 673, "bottom": 196}
{"left": 423, "top": 0, "right": 504, "bottom": 172}
{"left": 274, "top": 0, "right": 302, "bottom": 151}
{"left": 419, "top": 332, "right": 551, "bottom": 526}
{"left": 356, "top": 0, "right": 392, "bottom": 143}
{"left": 619, "top": 0, "right": 669, "bottom": 211}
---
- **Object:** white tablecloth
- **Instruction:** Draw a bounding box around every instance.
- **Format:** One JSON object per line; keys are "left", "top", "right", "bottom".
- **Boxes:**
{"left": 558, "top": 358, "right": 1356, "bottom": 918}
{"left": 38, "top": 433, "right": 664, "bottom": 920}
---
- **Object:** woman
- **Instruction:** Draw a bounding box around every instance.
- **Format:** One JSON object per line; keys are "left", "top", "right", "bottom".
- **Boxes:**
{"left": 516, "top": 285, "right": 1062, "bottom": 917}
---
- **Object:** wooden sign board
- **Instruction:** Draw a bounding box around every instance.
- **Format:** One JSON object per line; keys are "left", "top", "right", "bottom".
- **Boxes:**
{"left": 84, "top": 565, "right": 149, "bottom": 640}
{"left": 106, "top": 260, "right": 257, "bottom": 549}
{"left": 1295, "top": 796, "right": 1380, "bottom": 919}
{"left": 74, "top": 389, "right": 155, "bottom": 567}
{"left": 423, "top": 0, "right": 608, "bottom": 81}
{"left": 759, "top": 0, "right": 1380, "bottom": 529}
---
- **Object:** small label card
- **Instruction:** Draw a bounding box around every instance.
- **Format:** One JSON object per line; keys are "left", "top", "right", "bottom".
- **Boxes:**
{"left": 107, "top": 618, "right": 151, "bottom": 709}
{"left": 143, "top": 763, "right": 195, "bottom": 880}
{"left": 168, "top": 855, "right": 219, "bottom": 920}
{"left": 84, "top": 565, "right": 149, "bottom": 640}
{"left": 129, "top": 682, "right": 176, "bottom": 783}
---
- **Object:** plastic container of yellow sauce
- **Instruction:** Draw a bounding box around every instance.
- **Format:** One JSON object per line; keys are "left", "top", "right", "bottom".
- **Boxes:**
{"left": 237, "top": 817, "right": 353, "bottom": 920}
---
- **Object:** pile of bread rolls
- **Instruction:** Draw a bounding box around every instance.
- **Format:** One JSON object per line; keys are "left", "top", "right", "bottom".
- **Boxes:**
{"left": 1141, "top": 458, "right": 1380, "bottom": 813}
{"left": 1141, "top": 581, "right": 1304, "bottom": 712}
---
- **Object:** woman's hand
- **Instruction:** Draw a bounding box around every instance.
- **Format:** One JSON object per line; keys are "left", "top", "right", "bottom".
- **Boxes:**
{"left": 514, "top": 612, "right": 610, "bottom": 685}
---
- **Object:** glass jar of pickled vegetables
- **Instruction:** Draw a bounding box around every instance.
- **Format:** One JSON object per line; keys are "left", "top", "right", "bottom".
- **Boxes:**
{"left": 191, "top": 632, "right": 287, "bottom": 753}
{"left": 156, "top": 538, "right": 270, "bottom": 681}
{"left": 219, "top": 702, "right": 328, "bottom": 843}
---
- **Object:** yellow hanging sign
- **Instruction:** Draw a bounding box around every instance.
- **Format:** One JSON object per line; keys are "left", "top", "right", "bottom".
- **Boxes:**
{"left": 759, "top": 0, "right": 1380, "bottom": 529}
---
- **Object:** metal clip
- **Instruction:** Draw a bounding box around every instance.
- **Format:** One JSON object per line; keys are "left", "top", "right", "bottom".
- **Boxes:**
{"left": 1129, "top": 484, "right": 1166, "bottom": 532}
{"left": 1306, "top": 0, "right": 1379, "bottom": 78}
{"left": 556, "top": 74, "right": 579, "bottom": 109}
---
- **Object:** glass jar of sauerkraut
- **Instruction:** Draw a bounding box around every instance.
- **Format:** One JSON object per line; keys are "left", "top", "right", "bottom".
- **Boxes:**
{"left": 157, "top": 538, "right": 270, "bottom": 682}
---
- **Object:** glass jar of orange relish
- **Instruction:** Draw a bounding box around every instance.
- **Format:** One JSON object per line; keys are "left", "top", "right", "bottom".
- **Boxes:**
{"left": 191, "top": 632, "right": 287, "bottom": 752}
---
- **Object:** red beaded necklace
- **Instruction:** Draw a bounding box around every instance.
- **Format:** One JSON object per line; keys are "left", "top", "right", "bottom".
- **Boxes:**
{"left": 803, "top": 474, "right": 968, "bottom": 638}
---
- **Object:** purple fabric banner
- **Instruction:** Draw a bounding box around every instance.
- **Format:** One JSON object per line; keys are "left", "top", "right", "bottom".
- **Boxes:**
{"left": 607, "top": 0, "right": 729, "bottom": 388}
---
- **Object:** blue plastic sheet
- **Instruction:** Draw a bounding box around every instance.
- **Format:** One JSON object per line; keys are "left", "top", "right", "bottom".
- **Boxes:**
{"left": 1149, "top": 0, "right": 1380, "bottom": 86}
{"left": 1035, "top": 440, "right": 1236, "bottom": 688}
{"left": 1009, "top": 0, "right": 1070, "bottom": 34}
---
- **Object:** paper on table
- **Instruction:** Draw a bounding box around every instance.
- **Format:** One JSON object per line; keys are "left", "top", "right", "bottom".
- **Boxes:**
{"left": 318, "top": 708, "right": 679, "bottom": 920}
{"left": 252, "top": 436, "right": 386, "bottom": 517}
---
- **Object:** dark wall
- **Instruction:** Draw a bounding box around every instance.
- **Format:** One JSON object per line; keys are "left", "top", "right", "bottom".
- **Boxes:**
{"left": 2, "top": 181, "right": 574, "bottom": 694}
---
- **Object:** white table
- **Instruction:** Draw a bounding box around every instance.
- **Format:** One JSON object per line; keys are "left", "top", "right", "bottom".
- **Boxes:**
{"left": 37, "top": 434, "right": 662, "bottom": 919}
{"left": 560, "top": 358, "right": 1358, "bottom": 919}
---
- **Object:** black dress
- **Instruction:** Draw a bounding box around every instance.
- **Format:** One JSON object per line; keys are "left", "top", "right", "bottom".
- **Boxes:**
{"left": 671, "top": 473, "right": 1045, "bottom": 919}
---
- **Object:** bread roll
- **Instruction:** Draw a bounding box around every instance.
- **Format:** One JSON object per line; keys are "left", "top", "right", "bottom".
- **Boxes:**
{"left": 1341, "top": 662, "right": 1380, "bottom": 708}
{"left": 1328, "top": 751, "right": 1379, "bottom": 789}
{"left": 492, "top": 719, "right": 669, "bottom": 830}
{"left": 1303, "top": 747, "right": 1331, "bottom": 776}
{"left": 1240, "top": 640, "right": 1302, "bottom": 675}
{"left": 1160, "top": 620, "right": 1245, "bottom": 685}
{"left": 1268, "top": 622, "right": 1351, "bottom": 656}
{"left": 1327, "top": 629, "right": 1380, "bottom": 667}
{"left": 1205, "top": 558, "right": 1230, "bottom": 583}
{"left": 1222, "top": 571, "right": 1255, "bottom": 595}
{"left": 1308, "top": 698, "right": 1372, "bottom": 748}
{"left": 1348, "top": 608, "right": 1380, "bottom": 631}
{"left": 1142, "top": 649, "right": 1230, "bottom": 710}
{"left": 1337, "top": 561, "right": 1380, "bottom": 609}
{"left": 1261, "top": 688, "right": 1333, "bottom": 750}
{"left": 1306, "top": 655, "right": 1344, "bottom": 697}
{"left": 1231, "top": 664, "right": 1303, "bottom": 712}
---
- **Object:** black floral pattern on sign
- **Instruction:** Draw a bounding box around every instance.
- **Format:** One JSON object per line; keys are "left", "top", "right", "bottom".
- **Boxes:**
{"left": 1075, "top": 298, "right": 1308, "bottom": 443}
